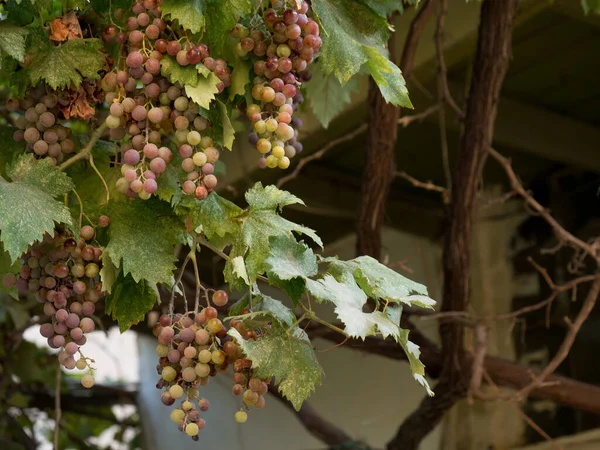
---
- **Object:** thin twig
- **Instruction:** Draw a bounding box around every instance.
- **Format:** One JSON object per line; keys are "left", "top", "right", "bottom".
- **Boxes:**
{"left": 58, "top": 123, "right": 108, "bottom": 171}
{"left": 170, "top": 253, "right": 191, "bottom": 316}
{"left": 395, "top": 171, "right": 447, "bottom": 195}
{"left": 88, "top": 153, "right": 110, "bottom": 203}
{"left": 467, "top": 323, "right": 487, "bottom": 403}
{"left": 54, "top": 366, "right": 62, "bottom": 450}
{"left": 397, "top": 104, "right": 440, "bottom": 127}
{"left": 489, "top": 147, "right": 599, "bottom": 262}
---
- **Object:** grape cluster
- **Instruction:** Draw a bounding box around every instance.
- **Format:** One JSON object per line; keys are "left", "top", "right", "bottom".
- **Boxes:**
{"left": 154, "top": 291, "right": 270, "bottom": 438}
{"left": 101, "top": 1, "right": 231, "bottom": 200}
{"left": 235, "top": 0, "right": 317, "bottom": 168}
{"left": 5, "top": 86, "right": 76, "bottom": 165}
{"left": 1, "top": 220, "right": 110, "bottom": 387}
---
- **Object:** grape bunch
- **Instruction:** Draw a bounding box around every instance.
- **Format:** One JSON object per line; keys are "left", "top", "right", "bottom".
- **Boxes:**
{"left": 234, "top": 0, "right": 318, "bottom": 169}
{"left": 5, "top": 86, "right": 77, "bottom": 165}
{"left": 100, "top": 0, "right": 231, "bottom": 200}
{"left": 153, "top": 290, "right": 271, "bottom": 439}
{"left": 1, "top": 219, "right": 110, "bottom": 388}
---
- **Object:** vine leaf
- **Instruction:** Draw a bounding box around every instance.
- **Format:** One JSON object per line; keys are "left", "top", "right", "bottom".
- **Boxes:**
{"left": 223, "top": 183, "right": 322, "bottom": 289}
{"left": 216, "top": 100, "right": 235, "bottom": 150}
{"left": 0, "top": 157, "right": 74, "bottom": 262}
{"left": 306, "top": 68, "right": 360, "bottom": 128}
{"left": 179, "top": 192, "right": 243, "bottom": 240}
{"left": 0, "top": 243, "right": 20, "bottom": 299}
{"left": 0, "top": 23, "right": 27, "bottom": 62}
{"left": 105, "top": 199, "right": 181, "bottom": 285}
{"left": 228, "top": 315, "right": 323, "bottom": 410}
{"left": 229, "top": 58, "right": 251, "bottom": 100}
{"left": 105, "top": 273, "right": 158, "bottom": 332}
{"left": 311, "top": 0, "right": 389, "bottom": 84}
{"left": 325, "top": 255, "right": 435, "bottom": 308}
{"left": 266, "top": 235, "right": 318, "bottom": 303}
{"left": 362, "top": 46, "right": 412, "bottom": 108}
{"left": 231, "top": 256, "right": 250, "bottom": 286}
{"left": 99, "top": 251, "right": 118, "bottom": 295}
{"left": 160, "top": 0, "right": 207, "bottom": 34}
{"left": 14, "top": 38, "right": 105, "bottom": 91}
{"left": 399, "top": 328, "right": 434, "bottom": 396}
{"left": 160, "top": 55, "right": 200, "bottom": 86}
{"left": 185, "top": 72, "right": 221, "bottom": 109}
{"left": 229, "top": 290, "right": 295, "bottom": 326}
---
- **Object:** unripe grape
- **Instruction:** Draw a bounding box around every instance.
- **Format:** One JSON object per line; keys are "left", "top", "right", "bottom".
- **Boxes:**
{"left": 185, "top": 423, "right": 199, "bottom": 437}
{"left": 211, "top": 349, "right": 226, "bottom": 365}
{"left": 156, "top": 344, "right": 169, "bottom": 357}
{"left": 76, "top": 359, "right": 87, "bottom": 370}
{"left": 170, "top": 408, "right": 185, "bottom": 423}
{"left": 169, "top": 384, "right": 184, "bottom": 399}
{"left": 194, "top": 363, "right": 210, "bottom": 377}
{"left": 81, "top": 374, "right": 95, "bottom": 388}
{"left": 235, "top": 411, "right": 248, "bottom": 423}
{"left": 266, "top": 155, "right": 278, "bottom": 168}
{"left": 272, "top": 146, "right": 285, "bottom": 159}
{"left": 176, "top": 50, "right": 189, "bottom": 66}
{"left": 243, "top": 389, "right": 259, "bottom": 405}
{"left": 161, "top": 366, "right": 177, "bottom": 382}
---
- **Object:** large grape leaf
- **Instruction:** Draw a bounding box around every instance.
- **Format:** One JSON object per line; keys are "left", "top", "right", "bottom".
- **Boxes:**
{"left": 105, "top": 273, "right": 158, "bottom": 332}
{"left": 14, "top": 38, "right": 105, "bottom": 91}
{"left": 311, "top": 0, "right": 389, "bottom": 84}
{"left": 223, "top": 183, "right": 322, "bottom": 289}
{"left": 324, "top": 255, "right": 435, "bottom": 308}
{"left": 306, "top": 68, "right": 360, "bottom": 128}
{"left": 228, "top": 316, "right": 323, "bottom": 410}
{"left": 362, "top": 46, "right": 412, "bottom": 108}
{"left": 7, "top": 154, "right": 74, "bottom": 197}
{"left": 0, "top": 157, "right": 74, "bottom": 262}
{"left": 0, "top": 24, "right": 27, "bottom": 62}
{"left": 105, "top": 199, "right": 181, "bottom": 285}
{"left": 265, "top": 235, "right": 318, "bottom": 303}
{"left": 161, "top": 0, "right": 207, "bottom": 34}
{"left": 177, "top": 192, "right": 243, "bottom": 240}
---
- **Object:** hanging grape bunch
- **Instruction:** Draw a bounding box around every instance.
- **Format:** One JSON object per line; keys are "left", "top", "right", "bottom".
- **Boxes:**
{"left": 5, "top": 86, "right": 77, "bottom": 165}
{"left": 2, "top": 219, "right": 111, "bottom": 388}
{"left": 100, "top": 0, "right": 229, "bottom": 200}
{"left": 236, "top": 0, "right": 317, "bottom": 169}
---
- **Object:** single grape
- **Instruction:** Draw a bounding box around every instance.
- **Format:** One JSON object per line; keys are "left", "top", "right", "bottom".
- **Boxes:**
{"left": 235, "top": 411, "right": 248, "bottom": 423}
{"left": 212, "top": 290, "right": 228, "bottom": 306}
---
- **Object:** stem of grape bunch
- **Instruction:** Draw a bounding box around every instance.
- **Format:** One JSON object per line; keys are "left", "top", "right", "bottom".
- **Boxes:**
{"left": 58, "top": 123, "right": 108, "bottom": 171}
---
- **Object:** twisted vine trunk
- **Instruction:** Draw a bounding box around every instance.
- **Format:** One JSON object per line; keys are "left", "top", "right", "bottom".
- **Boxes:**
{"left": 355, "top": 0, "right": 438, "bottom": 259}
{"left": 386, "top": 1, "right": 519, "bottom": 448}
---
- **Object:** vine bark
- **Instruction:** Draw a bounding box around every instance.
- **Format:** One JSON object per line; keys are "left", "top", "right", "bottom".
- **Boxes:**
{"left": 387, "top": 0, "right": 519, "bottom": 448}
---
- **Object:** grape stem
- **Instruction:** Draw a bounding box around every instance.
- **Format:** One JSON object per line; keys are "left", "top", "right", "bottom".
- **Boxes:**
{"left": 58, "top": 123, "right": 108, "bottom": 171}
{"left": 299, "top": 303, "right": 349, "bottom": 337}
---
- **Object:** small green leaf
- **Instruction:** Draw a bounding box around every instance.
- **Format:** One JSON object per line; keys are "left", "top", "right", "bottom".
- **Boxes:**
{"left": 229, "top": 58, "right": 251, "bottom": 100}
{"left": 306, "top": 68, "right": 360, "bottom": 128}
{"left": 362, "top": 46, "right": 412, "bottom": 107}
{"left": 179, "top": 191, "right": 243, "bottom": 240}
{"left": 0, "top": 243, "right": 20, "bottom": 299}
{"left": 228, "top": 316, "right": 323, "bottom": 410}
{"left": 0, "top": 24, "right": 27, "bottom": 62}
{"left": 105, "top": 273, "right": 158, "bottom": 332}
{"left": 399, "top": 328, "right": 434, "bottom": 396}
{"left": 105, "top": 199, "right": 181, "bottom": 285}
{"left": 245, "top": 182, "right": 306, "bottom": 211}
{"left": 230, "top": 256, "right": 250, "bottom": 286}
{"left": 228, "top": 290, "right": 295, "bottom": 326}
{"left": 216, "top": 100, "right": 235, "bottom": 150}
{"left": 156, "top": 163, "right": 183, "bottom": 204}
{"left": 99, "top": 251, "right": 118, "bottom": 295}
{"left": 266, "top": 236, "right": 318, "bottom": 303}
{"left": 160, "top": 55, "right": 200, "bottom": 86}
{"left": 185, "top": 72, "right": 221, "bottom": 109}
{"left": 14, "top": 38, "right": 105, "bottom": 91}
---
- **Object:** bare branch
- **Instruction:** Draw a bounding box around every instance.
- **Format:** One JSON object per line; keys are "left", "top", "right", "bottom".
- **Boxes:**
{"left": 489, "top": 147, "right": 600, "bottom": 262}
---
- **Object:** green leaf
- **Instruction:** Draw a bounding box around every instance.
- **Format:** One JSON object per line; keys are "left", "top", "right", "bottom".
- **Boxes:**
{"left": 179, "top": 191, "right": 243, "bottom": 240}
{"left": 230, "top": 256, "right": 251, "bottom": 286}
{"left": 216, "top": 100, "right": 235, "bottom": 150}
{"left": 161, "top": 0, "right": 207, "bottom": 34}
{"left": 0, "top": 24, "right": 27, "bottom": 62}
{"left": 312, "top": 0, "right": 389, "bottom": 84}
{"left": 185, "top": 72, "right": 221, "bottom": 109}
{"left": 399, "top": 328, "right": 434, "bottom": 396}
{"left": 224, "top": 184, "right": 322, "bottom": 287}
{"left": 362, "top": 46, "right": 412, "bottom": 107}
{"left": 156, "top": 163, "right": 182, "bottom": 204}
{"left": 105, "top": 273, "right": 158, "bottom": 332}
{"left": 229, "top": 58, "right": 251, "bottom": 100}
{"left": 7, "top": 154, "right": 74, "bottom": 197}
{"left": 362, "top": 0, "right": 416, "bottom": 16}
{"left": 306, "top": 68, "right": 360, "bottom": 128}
{"left": 228, "top": 290, "right": 295, "bottom": 325}
{"left": 0, "top": 243, "right": 20, "bottom": 299}
{"left": 228, "top": 316, "right": 323, "bottom": 410}
{"left": 0, "top": 167, "right": 74, "bottom": 262}
{"left": 160, "top": 55, "right": 200, "bottom": 86}
{"left": 14, "top": 38, "right": 105, "bottom": 91}
{"left": 582, "top": 0, "right": 600, "bottom": 14}
{"left": 0, "top": 126, "right": 26, "bottom": 178}
{"left": 105, "top": 199, "right": 181, "bottom": 285}
{"left": 326, "top": 255, "right": 435, "bottom": 308}
{"left": 99, "top": 251, "right": 118, "bottom": 295}
{"left": 205, "top": 0, "right": 252, "bottom": 56}
{"left": 265, "top": 236, "right": 318, "bottom": 303}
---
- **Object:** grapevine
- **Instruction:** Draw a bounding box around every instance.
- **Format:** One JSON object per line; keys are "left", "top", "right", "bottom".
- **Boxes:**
{"left": 0, "top": 0, "right": 434, "bottom": 446}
